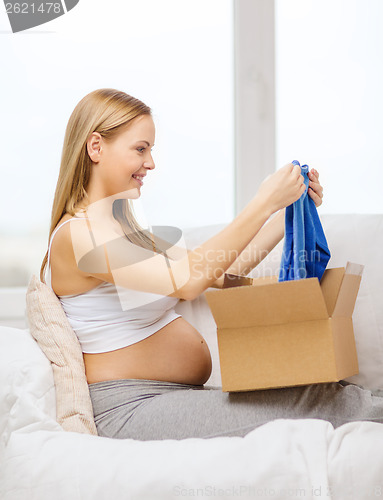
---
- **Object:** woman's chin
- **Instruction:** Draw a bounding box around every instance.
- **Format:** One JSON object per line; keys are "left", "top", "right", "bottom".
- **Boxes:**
{"left": 112, "top": 187, "right": 141, "bottom": 200}
{"left": 129, "top": 187, "right": 141, "bottom": 199}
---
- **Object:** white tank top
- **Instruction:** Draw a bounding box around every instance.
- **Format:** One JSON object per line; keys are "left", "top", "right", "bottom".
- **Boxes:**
{"left": 46, "top": 216, "right": 182, "bottom": 354}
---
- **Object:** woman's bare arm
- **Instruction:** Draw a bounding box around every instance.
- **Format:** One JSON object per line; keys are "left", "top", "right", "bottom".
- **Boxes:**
{"left": 208, "top": 209, "right": 285, "bottom": 288}
{"left": 68, "top": 196, "right": 272, "bottom": 301}
{"left": 65, "top": 163, "right": 305, "bottom": 301}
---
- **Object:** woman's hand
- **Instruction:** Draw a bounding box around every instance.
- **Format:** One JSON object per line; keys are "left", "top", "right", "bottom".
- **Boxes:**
{"left": 308, "top": 168, "right": 324, "bottom": 207}
{"left": 255, "top": 163, "right": 306, "bottom": 216}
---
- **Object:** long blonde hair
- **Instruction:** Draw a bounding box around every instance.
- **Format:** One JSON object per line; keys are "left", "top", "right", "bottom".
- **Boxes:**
{"left": 40, "top": 88, "right": 159, "bottom": 283}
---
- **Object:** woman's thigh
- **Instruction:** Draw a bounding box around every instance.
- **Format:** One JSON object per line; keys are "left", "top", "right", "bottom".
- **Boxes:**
{"left": 89, "top": 378, "right": 383, "bottom": 441}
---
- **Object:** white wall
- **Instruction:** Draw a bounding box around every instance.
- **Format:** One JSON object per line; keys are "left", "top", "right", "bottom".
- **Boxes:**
{"left": 0, "top": 0, "right": 234, "bottom": 286}
{"left": 276, "top": 0, "right": 383, "bottom": 214}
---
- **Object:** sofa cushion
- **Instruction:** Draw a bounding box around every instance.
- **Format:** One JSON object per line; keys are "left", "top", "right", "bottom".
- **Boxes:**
{"left": 25, "top": 274, "right": 97, "bottom": 435}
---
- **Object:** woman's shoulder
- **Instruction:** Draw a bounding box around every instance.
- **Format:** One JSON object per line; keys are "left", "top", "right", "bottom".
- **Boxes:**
{"left": 50, "top": 213, "right": 97, "bottom": 295}
{"left": 52, "top": 213, "right": 89, "bottom": 249}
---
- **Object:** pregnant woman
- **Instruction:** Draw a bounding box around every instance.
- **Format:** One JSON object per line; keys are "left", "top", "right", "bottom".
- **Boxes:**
{"left": 41, "top": 88, "right": 383, "bottom": 440}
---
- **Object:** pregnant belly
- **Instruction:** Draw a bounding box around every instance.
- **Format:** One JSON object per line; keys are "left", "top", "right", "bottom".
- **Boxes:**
{"left": 83, "top": 317, "right": 212, "bottom": 386}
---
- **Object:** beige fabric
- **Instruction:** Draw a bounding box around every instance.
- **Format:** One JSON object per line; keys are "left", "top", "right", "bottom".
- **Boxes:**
{"left": 26, "top": 274, "right": 98, "bottom": 435}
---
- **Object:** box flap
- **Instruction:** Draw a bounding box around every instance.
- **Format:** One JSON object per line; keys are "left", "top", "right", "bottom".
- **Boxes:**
{"left": 332, "top": 262, "right": 364, "bottom": 318}
{"left": 204, "top": 277, "right": 329, "bottom": 328}
{"left": 320, "top": 267, "right": 346, "bottom": 316}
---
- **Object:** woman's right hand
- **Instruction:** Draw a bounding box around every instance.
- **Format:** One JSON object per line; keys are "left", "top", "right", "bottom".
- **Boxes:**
{"left": 255, "top": 163, "right": 306, "bottom": 216}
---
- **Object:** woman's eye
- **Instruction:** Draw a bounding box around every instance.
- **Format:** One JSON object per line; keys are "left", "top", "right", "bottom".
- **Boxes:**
{"left": 137, "top": 146, "right": 153, "bottom": 153}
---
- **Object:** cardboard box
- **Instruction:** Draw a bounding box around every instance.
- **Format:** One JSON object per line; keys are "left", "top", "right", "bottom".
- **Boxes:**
{"left": 204, "top": 262, "right": 364, "bottom": 392}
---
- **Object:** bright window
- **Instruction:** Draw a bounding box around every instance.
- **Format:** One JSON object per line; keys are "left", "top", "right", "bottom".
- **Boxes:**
{"left": 276, "top": 0, "right": 383, "bottom": 214}
{"left": 0, "top": 0, "right": 234, "bottom": 286}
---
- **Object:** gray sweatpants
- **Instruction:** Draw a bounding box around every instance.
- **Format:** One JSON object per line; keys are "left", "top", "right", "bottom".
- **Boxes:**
{"left": 88, "top": 378, "right": 383, "bottom": 440}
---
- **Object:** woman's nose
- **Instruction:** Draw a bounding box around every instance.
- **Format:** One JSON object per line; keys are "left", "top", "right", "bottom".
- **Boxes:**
{"left": 144, "top": 158, "right": 155, "bottom": 170}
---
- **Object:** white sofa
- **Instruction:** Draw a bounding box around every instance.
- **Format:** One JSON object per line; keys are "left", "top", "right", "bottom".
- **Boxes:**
{"left": 1, "top": 214, "right": 383, "bottom": 499}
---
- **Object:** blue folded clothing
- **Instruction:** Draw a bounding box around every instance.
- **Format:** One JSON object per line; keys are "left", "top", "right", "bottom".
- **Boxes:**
{"left": 278, "top": 160, "right": 331, "bottom": 282}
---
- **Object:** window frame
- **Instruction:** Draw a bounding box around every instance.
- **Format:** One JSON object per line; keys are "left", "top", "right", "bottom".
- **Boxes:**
{"left": 233, "top": 0, "right": 276, "bottom": 215}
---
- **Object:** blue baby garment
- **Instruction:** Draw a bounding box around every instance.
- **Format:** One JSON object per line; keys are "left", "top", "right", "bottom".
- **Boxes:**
{"left": 278, "top": 161, "right": 331, "bottom": 282}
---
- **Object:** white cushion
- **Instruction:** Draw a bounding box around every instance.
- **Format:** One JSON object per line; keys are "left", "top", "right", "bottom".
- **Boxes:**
{"left": 0, "top": 326, "right": 61, "bottom": 444}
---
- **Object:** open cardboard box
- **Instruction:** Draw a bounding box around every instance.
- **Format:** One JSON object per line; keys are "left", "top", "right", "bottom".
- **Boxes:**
{"left": 204, "top": 262, "right": 364, "bottom": 392}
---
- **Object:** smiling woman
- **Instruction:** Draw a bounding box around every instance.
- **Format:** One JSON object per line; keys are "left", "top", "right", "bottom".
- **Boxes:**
{"left": 83, "top": 115, "right": 156, "bottom": 200}
{"left": 37, "top": 87, "right": 383, "bottom": 443}
{"left": 42, "top": 88, "right": 214, "bottom": 388}
{"left": 41, "top": 87, "right": 294, "bottom": 388}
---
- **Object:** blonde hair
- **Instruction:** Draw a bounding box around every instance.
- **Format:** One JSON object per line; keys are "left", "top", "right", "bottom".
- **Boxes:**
{"left": 40, "top": 88, "right": 158, "bottom": 283}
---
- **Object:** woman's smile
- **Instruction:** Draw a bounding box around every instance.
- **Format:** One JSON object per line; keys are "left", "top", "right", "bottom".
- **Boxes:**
{"left": 131, "top": 173, "right": 145, "bottom": 186}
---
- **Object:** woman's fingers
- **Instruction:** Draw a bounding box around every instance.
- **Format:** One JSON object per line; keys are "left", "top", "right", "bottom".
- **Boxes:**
{"left": 308, "top": 169, "right": 319, "bottom": 183}
{"left": 308, "top": 180, "right": 323, "bottom": 207}
{"left": 307, "top": 169, "right": 323, "bottom": 207}
{"left": 309, "top": 180, "right": 323, "bottom": 195}
{"left": 307, "top": 168, "right": 323, "bottom": 207}
{"left": 308, "top": 186, "right": 323, "bottom": 207}
{"left": 310, "top": 168, "right": 319, "bottom": 180}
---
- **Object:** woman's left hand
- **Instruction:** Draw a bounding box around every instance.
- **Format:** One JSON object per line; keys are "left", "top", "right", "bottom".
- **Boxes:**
{"left": 308, "top": 168, "right": 324, "bottom": 207}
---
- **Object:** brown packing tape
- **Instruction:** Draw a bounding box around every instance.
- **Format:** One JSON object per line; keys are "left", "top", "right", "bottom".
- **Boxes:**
{"left": 223, "top": 274, "right": 253, "bottom": 288}
{"left": 223, "top": 274, "right": 278, "bottom": 288}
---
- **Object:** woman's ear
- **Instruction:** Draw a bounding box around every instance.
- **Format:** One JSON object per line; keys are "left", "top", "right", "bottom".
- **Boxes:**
{"left": 87, "top": 132, "right": 103, "bottom": 162}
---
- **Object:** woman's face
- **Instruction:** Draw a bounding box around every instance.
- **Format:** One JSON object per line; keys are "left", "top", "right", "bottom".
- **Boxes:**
{"left": 87, "top": 114, "right": 156, "bottom": 201}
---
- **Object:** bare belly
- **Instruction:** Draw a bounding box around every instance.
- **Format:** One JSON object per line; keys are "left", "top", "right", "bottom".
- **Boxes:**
{"left": 83, "top": 317, "right": 213, "bottom": 386}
